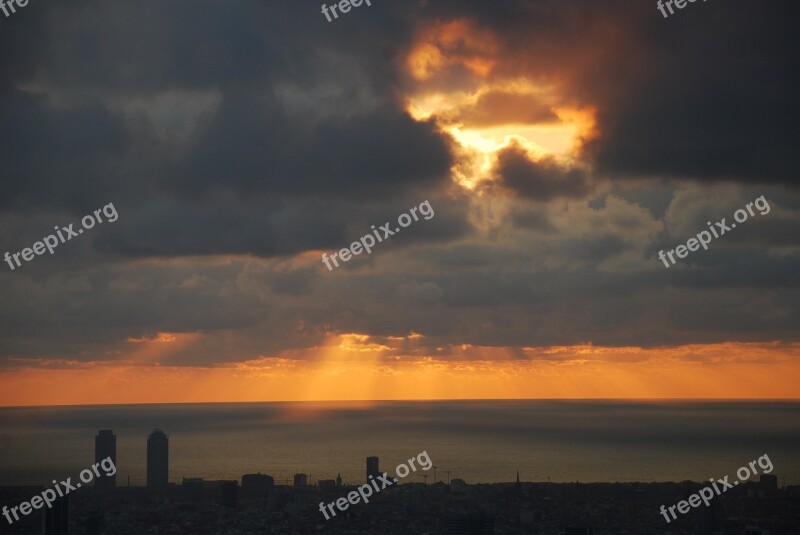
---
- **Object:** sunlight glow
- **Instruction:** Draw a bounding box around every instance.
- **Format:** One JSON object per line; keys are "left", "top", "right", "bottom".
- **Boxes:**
{"left": 2, "top": 342, "right": 798, "bottom": 406}
{"left": 406, "top": 88, "right": 595, "bottom": 189}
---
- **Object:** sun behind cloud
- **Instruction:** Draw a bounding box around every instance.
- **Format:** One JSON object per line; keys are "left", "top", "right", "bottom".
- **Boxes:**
{"left": 403, "top": 20, "right": 596, "bottom": 190}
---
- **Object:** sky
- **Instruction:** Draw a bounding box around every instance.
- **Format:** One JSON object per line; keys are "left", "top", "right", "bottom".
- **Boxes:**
{"left": 0, "top": 0, "right": 798, "bottom": 405}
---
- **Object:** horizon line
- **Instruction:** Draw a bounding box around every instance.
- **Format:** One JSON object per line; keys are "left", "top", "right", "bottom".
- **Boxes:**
{"left": 2, "top": 397, "right": 800, "bottom": 410}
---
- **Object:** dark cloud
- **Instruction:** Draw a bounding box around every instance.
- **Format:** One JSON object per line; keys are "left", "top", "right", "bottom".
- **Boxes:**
{"left": 580, "top": 0, "right": 800, "bottom": 184}
{"left": 0, "top": 91, "right": 129, "bottom": 212}
{"left": 403, "top": 0, "right": 799, "bottom": 185}
{"left": 92, "top": 190, "right": 471, "bottom": 258}
{"left": 0, "top": 0, "right": 450, "bottom": 211}
{"left": 183, "top": 98, "right": 454, "bottom": 199}
{"left": 0, "top": 0, "right": 798, "bottom": 368}
{"left": 490, "top": 143, "right": 592, "bottom": 201}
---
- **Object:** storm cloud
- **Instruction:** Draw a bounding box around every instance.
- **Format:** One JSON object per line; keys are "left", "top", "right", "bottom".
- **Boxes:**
{"left": 0, "top": 0, "right": 798, "bottom": 370}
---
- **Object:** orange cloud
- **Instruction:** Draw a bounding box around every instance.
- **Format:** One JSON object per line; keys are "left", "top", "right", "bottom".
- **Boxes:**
{"left": 403, "top": 18, "right": 597, "bottom": 191}
{"left": 1, "top": 340, "right": 798, "bottom": 406}
{"left": 406, "top": 19, "right": 500, "bottom": 81}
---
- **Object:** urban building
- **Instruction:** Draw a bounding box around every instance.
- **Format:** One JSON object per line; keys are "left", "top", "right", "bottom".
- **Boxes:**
{"left": 85, "top": 511, "right": 105, "bottom": 535}
{"left": 221, "top": 481, "right": 237, "bottom": 508}
{"left": 42, "top": 495, "right": 69, "bottom": 535}
{"left": 146, "top": 429, "right": 169, "bottom": 489}
{"left": 367, "top": 456, "right": 379, "bottom": 481}
{"left": 293, "top": 473, "right": 308, "bottom": 487}
{"left": 94, "top": 430, "right": 116, "bottom": 488}
{"left": 760, "top": 474, "right": 778, "bottom": 490}
{"left": 241, "top": 473, "right": 274, "bottom": 498}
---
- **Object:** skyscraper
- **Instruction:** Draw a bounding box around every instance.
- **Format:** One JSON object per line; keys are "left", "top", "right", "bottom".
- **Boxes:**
{"left": 293, "top": 473, "right": 307, "bottom": 487}
{"left": 94, "top": 430, "right": 116, "bottom": 488}
{"left": 147, "top": 429, "right": 169, "bottom": 489}
{"left": 366, "top": 456, "right": 379, "bottom": 481}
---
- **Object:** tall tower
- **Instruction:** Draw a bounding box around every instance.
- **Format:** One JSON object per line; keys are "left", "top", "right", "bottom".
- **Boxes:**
{"left": 94, "top": 430, "right": 116, "bottom": 488}
{"left": 147, "top": 429, "right": 169, "bottom": 489}
{"left": 366, "top": 456, "right": 379, "bottom": 482}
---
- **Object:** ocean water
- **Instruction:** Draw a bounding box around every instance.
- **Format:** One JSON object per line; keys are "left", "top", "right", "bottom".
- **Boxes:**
{"left": 0, "top": 400, "right": 798, "bottom": 487}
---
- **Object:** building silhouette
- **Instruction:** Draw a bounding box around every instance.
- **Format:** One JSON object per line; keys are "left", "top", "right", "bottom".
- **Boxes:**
{"left": 42, "top": 495, "right": 69, "bottom": 535}
{"left": 84, "top": 511, "right": 105, "bottom": 535}
{"left": 147, "top": 429, "right": 169, "bottom": 489}
{"left": 181, "top": 477, "right": 204, "bottom": 500}
{"left": 336, "top": 473, "right": 342, "bottom": 487}
{"left": 293, "top": 473, "right": 308, "bottom": 487}
{"left": 760, "top": 474, "right": 778, "bottom": 490}
{"left": 367, "top": 456, "right": 379, "bottom": 481}
{"left": 241, "top": 473, "right": 274, "bottom": 499}
{"left": 94, "top": 430, "right": 116, "bottom": 488}
{"left": 221, "top": 482, "right": 237, "bottom": 508}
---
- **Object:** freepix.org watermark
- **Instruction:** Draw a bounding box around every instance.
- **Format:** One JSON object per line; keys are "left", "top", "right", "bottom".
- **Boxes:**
{"left": 321, "top": 200, "right": 434, "bottom": 271}
{"left": 656, "top": 0, "right": 709, "bottom": 19}
{"left": 2, "top": 457, "right": 116, "bottom": 526}
{"left": 4, "top": 202, "right": 118, "bottom": 271}
{"left": 321, "top": 0, "right": 372, "bottom": 22}
{"left": 318, "top": 451, "right": 433, "bottom": 520}
{"left": 658, "top": 195, "right": 770, "bottom": 268}
{"left": 659, "top": 453, "right": 773, "bottom": 523}
{"left": 0, "top": 0, "right": 32, "bottom": 19}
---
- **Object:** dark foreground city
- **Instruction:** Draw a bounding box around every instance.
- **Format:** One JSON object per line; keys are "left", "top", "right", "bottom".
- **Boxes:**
{"left": 2, "top": 476, "right": 798, "bottom": 534}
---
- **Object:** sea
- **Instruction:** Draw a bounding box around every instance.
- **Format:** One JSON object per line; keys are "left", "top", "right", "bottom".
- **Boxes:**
{"left": 1, "top": 400, "right": 798, "bottom": 487}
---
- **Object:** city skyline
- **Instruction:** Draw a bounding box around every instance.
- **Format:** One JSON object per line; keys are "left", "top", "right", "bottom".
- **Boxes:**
{"left": 86, "top": 429, "right": 421, "bottom": 488}
{"left": 1, "top": 400, "right": 798, "bottom": 533}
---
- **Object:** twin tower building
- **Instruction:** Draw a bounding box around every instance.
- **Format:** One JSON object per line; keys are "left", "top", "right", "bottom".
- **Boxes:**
{"left": 95, "top": 429, "right": 169, "bottom": 489}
